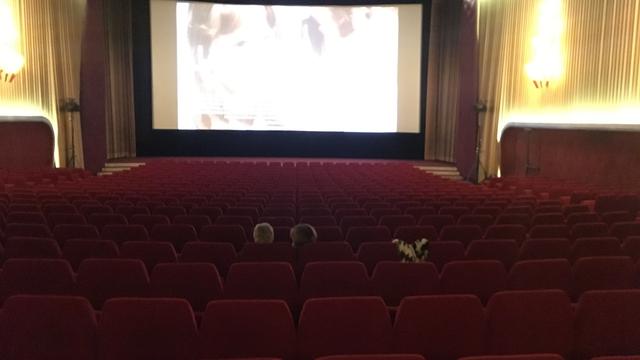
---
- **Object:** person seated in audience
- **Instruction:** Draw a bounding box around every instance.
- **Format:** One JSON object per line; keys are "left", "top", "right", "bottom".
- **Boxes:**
{"left": 290, "top": 223, "right": 317, "bottom": 248}
{"left": 253, "top": 222, "right": 275, "bottom": 244}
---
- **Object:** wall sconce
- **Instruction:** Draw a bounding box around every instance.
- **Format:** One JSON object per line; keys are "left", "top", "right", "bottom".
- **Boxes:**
{"left": 525, "top": 0, "right": 563, "bottom": 89}
{"left": 0, "top": 48, "right": 24, "bottom": 83}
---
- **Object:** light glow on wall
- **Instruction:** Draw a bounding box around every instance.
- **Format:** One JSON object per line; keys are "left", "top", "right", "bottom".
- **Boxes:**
{"left": 525, "top": 0, "right": 563, "bottom": 88}
{"left": 0, "top": 0, "right": 24, "bottom": 82}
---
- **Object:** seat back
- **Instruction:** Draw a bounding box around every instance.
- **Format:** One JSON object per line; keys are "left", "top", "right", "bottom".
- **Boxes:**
{"left": 119, "top": 241, "right": 178, "bottom": 271}
{"left": 76, "top": 259, "right": 150, "bottom": 308}
{"left": 101, "top": 224, "right": 150, "bottom": 245}
{"left": 298, "top": 297, "right": 392, "bottom": 360}
{"left": 300, "top": 261, "right": 371, "bottom": 301}
{"left": 98, "top": 298, "right": 198, "bottom": 360}
{"left": 486, "top": 290, "right": 573, "bottom": 355}
{"left": 63, "top": 239, "right": 119, "bottom": 270}
{"left": 150, "top": 263, "right": 223, "bottom": 312}
{"left": 237, "top": 242, "right": 296, "bottom": 264}
{"left": 200, "top": 300, "right": 296, "bottom": 360}
{"left": 440, "top": 260, "right": 507, "bottom": 303}
{"left": 508, "top": 259, "right": 572, "bottom": 292}
{"left": 224, "top": 262, "right": 298, "bottom": 308}
{"left": 3, "top": 236, "right": 61, "bottom": 259}
{"left": 371, "top": 261, "right": 439, "bottom": 306}
{"left": 572, "top": 256, "right": 635, "bottom": 299}
{"left": 393, "top": 295, "right": 486, "bottom": 360}
{"left": 0, "top": 295, "right": 97, "bottom": 360}
{"left": 0, "top": 259, "right": 75, "bottom": 301}
{"left": 179, "top": 241, "right": 237, "bottom": 276}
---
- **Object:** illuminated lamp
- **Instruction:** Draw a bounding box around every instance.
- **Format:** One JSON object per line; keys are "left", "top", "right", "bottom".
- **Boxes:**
{"left": 0, "top": 47, "right": 24, "bottom": 83}
{"left": 525, "top": 0, "right": 563, "bottom": 89}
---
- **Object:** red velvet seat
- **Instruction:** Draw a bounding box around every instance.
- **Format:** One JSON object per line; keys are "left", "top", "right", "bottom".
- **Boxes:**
{"left": 6, "top": 211, "right": 47, "bottom": 225}
{"left": 200, "top": 224, "right": 248, "bottom": 251}
{"left": 257, "top": 216, "right": 295, "bottom": 227}
{"left": 440, "top": 260, "right": 507, "bottom": 303}
{"left": 189, "top": 206, "right": 223, "bottom": 222}
{"left": 3, "top": 236, "right": 61, "bottom": 259}
{"left": 371, "top": 261, "right": 439, "bottom": 306}
{"left": 345, "top": 226, "right": 392, "bottom": 251}
{"left": 152, "top": 205, "right": 187, "bottom": 220}
{"left": 87, "top": 213, "right": 127, "bottom": 231}
{"left": 63, "top": 239, "right": 119, "bottom": 270}
{"left": 115, "top": 206, "right": 151, "bottom": 220}
{"left": 486, "top": 290, "right": 573, "bottom": 355}
{"left": 574, "top": 290, "right": 640, "bottom": 359}
{"left": 4, "top": 223, "right": 52, "bottom": 240}
{"left": 98, "top": 298, "right": 198, "bottom": 360}
{"left": 300, "top": 215, "right": 338, "bottom": 227}
{"left": 393, "top": 295, "right": 486, "bottom": 360}
{"left": 0, "top": 259, "right": 75, "bottom": 301}
{"left": 566, "top": 212, "right": 600, "bottom": 228}
{"left": 150, "top": 263, "right": 223, "bottom": 312}
{"left": 531, "top": 213, "right": 565, "bottom": 226}
{"left": 428, "top": 241, "right": 466, "bottom": 270}
{"left": 529, "top": 225, "right": 570, "bottom": 239}
{"left": 224, "top": 262, "right": 298, "bottom": 308}
{"left": 465, "top": 240, "right": 518, "bottom": 269}
{"left": 238, "top": 242, "right": 296, "bottom": 263}
{"left": 458, "top": 214, "right": 495, "bottom": 231}
{"left": 300, "top": 261, "right": 371, "bottom": 301}
{"left": 119, "top": 241, "right": 177, "bottom": 271}
{"left": 570, "top": 222, "right": 609, "bottom": 242}
{"left": 394, "top": 225, "right": 439, "bottom": 242}
{"left": 0, "top": 295, "right": 97, "bottom": 359}
{"left": 215, "top": 215, "right": 255, "bottom": 238}
{"left": 47, "top": 213, "right": 87, "bottom": 228}
{"left": 298, "top": 297, "right": 392, "bottom": 360}
{"left": 340, "top": 215, "right": 377, "bottom": 234}
{"left": 418, "top": 215, "right": 455, "bottom": 232}
{"left": 315, "top": 226, "right": 345, "bottom": 242}
{"left": 150, "top": 223, "right": 198, "bottom": 251}
{"left": 200, "top": 300, "right": 296, "bottom": 360}
{"left": 519, "top": 238, "right": 571, "bottom": 260}
{"left": 439, "top": 225, "right": 483, "bottom": 247}
{"left": 460, "top": 355, "right": 564, "bottom": 360}
{"left": 357, "top": 242, "right": 399, "bottom": 273}
{"left": 609, "top": 222, "right": 640, "bottom": 241}
{"left": 318, "top": 355, "right": 425, "bottom": 360}
{"left": 173, "top": 214, "right": 212, "bottom": 232}
{"left": 101, "top": 224, "right": 150, "bottom": 245}
{"left": 76, "top": 258, "right": 150, "bottom": 308}
{"left": 129, "top": 214, "right": 171, "bottom": 233}
{"left": 180, "top": 241, "right": 237, "bottom": 276}
{"left": 297, "top": 242, "right": 356, "bottom": 273}
{"left": 570, "top": 237, "right": 624, "bottom": 262}
{"left": 484, "top": 225, "right": 527, "bottom": 245}
{"left": 572, "top": 257, "right": 635, "bottom": 300}
{"left": 508, "top": 259, "right": 572, "bottom": 292}
{"left": 53, "top": 224, "right": 100, "bottom": 245}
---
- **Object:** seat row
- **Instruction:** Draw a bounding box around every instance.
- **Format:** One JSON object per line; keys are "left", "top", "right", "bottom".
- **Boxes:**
{"left": 2, "top": 290, "right": 640, "bottom": 360}
{"left": 2, "top": 234, "right": 640, "bottom": 273}
{"left": 2, "top": 257, "right": 639, "bottom": 310}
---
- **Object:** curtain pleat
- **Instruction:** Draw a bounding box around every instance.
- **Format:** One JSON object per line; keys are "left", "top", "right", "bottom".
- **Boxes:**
{"left": 0, "top": 0, "right": 86, "bottom": 168}
{"left": 477, "top": 0, "right": 640, "bottom": 180}
{"left": 424, "top": 0, "right": 463, "bottom": 163}
{"left": 104, "top": 0, "right": 136, "bottom": 160}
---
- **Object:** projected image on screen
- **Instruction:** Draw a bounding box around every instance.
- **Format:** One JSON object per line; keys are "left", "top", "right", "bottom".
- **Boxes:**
{"left": 176, "top": 3, "right": 398, "bottom": 132}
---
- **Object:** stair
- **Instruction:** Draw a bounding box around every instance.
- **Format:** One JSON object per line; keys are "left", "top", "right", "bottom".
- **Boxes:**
{"left": 98, "top": 162, "right": 146, "bottom": 176}
{"left": 415, "top": 164, "right": 464, "bottom": 181}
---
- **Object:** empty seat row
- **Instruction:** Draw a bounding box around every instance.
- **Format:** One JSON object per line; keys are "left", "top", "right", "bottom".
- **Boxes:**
{"left": 2, "top": 257, "right": 639, "bottom": 309}
{"left": 2, "top": 291, "right": 640, "bottom": 360}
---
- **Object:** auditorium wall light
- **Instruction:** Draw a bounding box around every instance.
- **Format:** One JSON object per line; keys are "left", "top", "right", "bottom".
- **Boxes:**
{"left": 0, "top": 1, "right": 24, "bottom": 83}
{"left": 525, "top": 0, "right": 563, "bottom": 88}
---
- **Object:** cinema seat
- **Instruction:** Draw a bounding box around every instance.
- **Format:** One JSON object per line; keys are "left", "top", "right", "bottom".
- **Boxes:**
{"left": 357, "top": 242, "right": 399, "bottom": 273}
{"left": 76, "top": 258, "right": 150, "bottom": 308}
{"left": 518, "top": 239, "right": 571, "bottom": 260}
{"left": 570, "top": 223, "right": 609, "bottom": 242}
{"left": 574, "top": 290, "right": 640, "bottom": 359}
{"left": 465, "top": 240, "right": 519, "bottom": 269}
{"left": 379, "top": 215, "right": 416, "bottom": 235}
{"left": 3, "top": 236, "right": 61, "bottom": 259}
{"left": 428, "top": 241, "right": 466, "bottom": 270}
{"left": 119, "top": 241, "right": 177, "bottom": 271}
{"left": 62, "top": 239, "right": 119, "bottom": 270}
{"left": 458, "top": 215, "right": 495, "bottom": 232}
{"left": 0, "top": 259, "right": 75, "bottom": 301}
{"left": 6, "top": 211, "right": 47, "bottom": 225}
{"left": 340, "top": 216, "right": 377, "bottom": 234}
{"left": 152, "top": 205, "right": 187, "bottom": 220}
{"left": 150, "top": 263, "right": 223, "bottom": 312}
{"left": 200, "top": 300, "right": 296, "bottom": 360}
{"left": 179, "top": 241, "right": 237, "bottom": 276}
{"left": 531, "top": 213, "right": 565, "bottom": 226}
{"left": 150, "top": 223, "right": 198, "bottom": 251}
{"left": 394, "top": 225, "right": 439, "bottom": 242}
{"left": 297, "top": 242, "right": 356, "bottom": 273}
{"left": 215, "top": 215, "right": 254, "bottom": 238}
{"left": 129, "top": 214, "right": 171, "bottom": 233}
{"left": 440, "top": 260, "right": 507, "bottom": 304}
{"left": 460, "top": 354, "right": 565, "bottom": 360}
{"left": 53, "top": 224, "right": 100, "bottom": 245}
{"left": 115, "top": 205, "right": 151, "bottom": 220}
{"left": 173, "top": 214, "right": 212, "bottom": 232}
{"left": 200, "top": 224, "right": 248, "bottom": 251}
{"left": 572, "top": 257, "right": 635, "bottom": 300}
{"left": 224, "top": 262, "right": 298, "bottom": 309}
{"left": 393, "top": 295, "right": 486, "bottom": 360}
{"left": 566, "top": 212, "right": 601, "bottom": 228}
{"left": 0, "top": 295, "right": 97, "bottom": 359}
{"left": 371, "top": 261, "right": 439, "bottom": 306}
{"left": 507, "top": 259, "right": 572, "bottom": 292}
{"left": 484, "top": 225, "right": 527, "bottom": 245}
{"left": 439, "top": 225, "right": 483, "bottom": 247}
{"left": 4, "top": 223, "right": 52, "bottom": 239}
{"left": 300, "top": 261, "right": 371, "bottom": 301}
{"left": 98, "top": 298, "right": 198, "bottom": 360}
{"left": 529, "top": 225, "right": 571, "bottom": 239}
{"left": 345, "top": 226, "right": 392, "bottom": 251}
{"left": 418, "top": 215, "right": 455, "bottom": 232}
{"left": 101, "top": 224, "right": 150, "bottom": 245}
{"left": 48, "top": 213, "right": 87, "bottom": 228}
{"left": 570, "top": 237, "right": 624, "bottom": 262}
{"left": 609, "top": 222, "right": 640, "bottom": 241}
{"left": 297, "top": 297, "right": 392, "bottom": 360}
{"left": 315, "top": 226, "right": 345, "bottom": 242}
{"left": 486, "top": 290, "right": 573, "bottom": 355}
